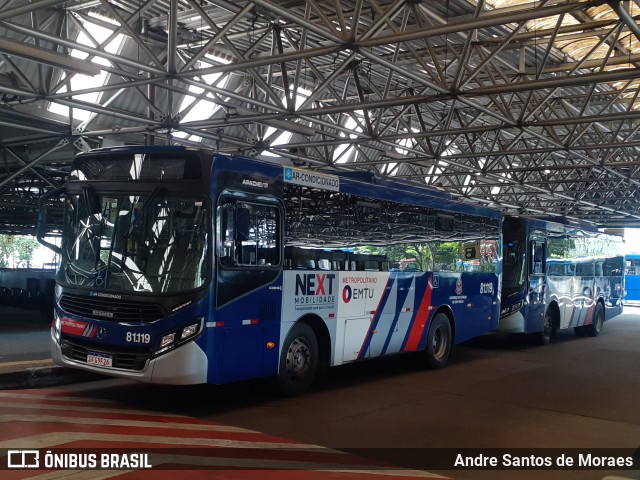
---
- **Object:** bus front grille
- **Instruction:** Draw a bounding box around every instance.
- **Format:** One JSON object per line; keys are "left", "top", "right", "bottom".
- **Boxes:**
{"left": 59, "top": 293, "right": 165, "bottom": 323}
{"left": 60, "top": 337, "right": 149, "bottom": 371}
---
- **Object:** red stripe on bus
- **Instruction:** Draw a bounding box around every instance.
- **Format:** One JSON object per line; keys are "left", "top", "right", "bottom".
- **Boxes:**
{"left": 583, "top": 304, "right": 594, "bottom": 325}
{"left": 357, "top": 275, "right": 392, "bottom": 360}
{"left": 404, "top": 278, "right": 432, "bottom": 352}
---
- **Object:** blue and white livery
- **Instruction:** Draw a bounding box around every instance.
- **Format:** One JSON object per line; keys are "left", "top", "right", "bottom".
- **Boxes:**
{"left": 500, "top": 216, "right": 623, "bottom": 343}
{"left": 42, "top": 146, "right": 502, "bottom": 394}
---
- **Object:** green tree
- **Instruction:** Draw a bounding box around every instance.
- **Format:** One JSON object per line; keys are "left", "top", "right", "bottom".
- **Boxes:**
{"left": 356, "top": 243, "right": 435, "bottom": 271}
{"left": 13, "top": 236, "right": 40, "bottom": 268}
{"left": 357, "top": 243, "right": 409, "bottom": 267}
{"left": 405, "top": 243, "right": 432, "bottom": 271}
{"left": 0, "top": 235, "right": 14, "bottom": 268}
{"left": 431, "top": 242, "right": 461, "bottom": 270}
{"left": 0, "top": 235, "right": 40, "bottom": 268}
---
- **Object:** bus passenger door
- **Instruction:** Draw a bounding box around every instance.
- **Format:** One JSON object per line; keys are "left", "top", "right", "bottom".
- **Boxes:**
{"left": 525, "top": 238, "right": 547, "bottom": 333}
{"left": 215, "top": 197, "right": 283, "bottom": 383}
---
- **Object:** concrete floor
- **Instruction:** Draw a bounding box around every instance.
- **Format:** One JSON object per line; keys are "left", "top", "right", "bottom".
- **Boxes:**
{"left": 0, "top": 306, "right": 50, "bottom": 365}
{"left": 63, "top": 306, "right": 640, "bottom": 480}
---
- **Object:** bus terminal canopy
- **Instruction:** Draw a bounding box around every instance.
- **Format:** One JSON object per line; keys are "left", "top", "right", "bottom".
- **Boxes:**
{"left": 1, "top": 0, "right": 640, "bottom": 234}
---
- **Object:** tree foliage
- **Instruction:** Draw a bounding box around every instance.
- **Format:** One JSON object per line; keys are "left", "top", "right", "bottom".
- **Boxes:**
{"left": 356, "top": 241, "right": 476, "bottom": 272}
{"left": 357, "top": 243, "right": 436, "bottom": 270}
{"left": 0, "top": 235, "right": 41, "bottom": 268}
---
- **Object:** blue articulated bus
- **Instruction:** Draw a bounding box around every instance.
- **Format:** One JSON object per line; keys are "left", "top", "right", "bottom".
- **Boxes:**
{"left": 624, "top": 254, "right": 640, "bottom": 303}
{"left": 500, "top": 216, "right": 624, "bottom": 344}
{"left": 40, "top": 146, "right": 502, "bottom": 394}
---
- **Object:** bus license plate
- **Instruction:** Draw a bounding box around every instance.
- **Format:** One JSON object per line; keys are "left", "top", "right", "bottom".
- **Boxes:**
{"left": 87, "top": 351, "right": 113, "bottom": 367}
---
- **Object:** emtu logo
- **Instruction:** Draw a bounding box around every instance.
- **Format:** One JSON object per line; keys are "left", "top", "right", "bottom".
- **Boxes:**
{"left": 342, "top": 284, "right": 374, "bottom": 303}
{"left": 342, "top": 285, "right": 352, "bottom": 303}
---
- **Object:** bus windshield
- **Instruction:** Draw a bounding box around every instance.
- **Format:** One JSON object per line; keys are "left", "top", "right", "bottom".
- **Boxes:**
{"left": 503, "top": 238, "right": 526, "bottom": 291}
{"left": 57, "top": 189, "right": 209, "bottom": 293}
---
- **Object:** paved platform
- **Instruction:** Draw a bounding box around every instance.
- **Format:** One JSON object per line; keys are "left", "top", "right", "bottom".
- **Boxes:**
{"left": 0, "top": 307, "right": 103, "bottom": 389}
{"left": 1, "top": 306, "right": 639, "bottom": 479}
{"left": 0, "top": 383, "right": 443, "bottom": 478}
{"left": 0, "top": 306, "right": 446, "bottom": 478}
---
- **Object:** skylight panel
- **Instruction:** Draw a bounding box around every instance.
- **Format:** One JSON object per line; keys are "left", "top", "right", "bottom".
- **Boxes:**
{"left": 172, "top": 57, "right": 233, "bottom": 145}
{"left": 263, "top": 87, "right": 313, "bottom": 158}
{"left": 177, "top": 71, "right": 226, "bottom": 124}
{"left": 333, "top": 113, "right": 363, "bottom": 164}
{"left": 48, "top": 15, "right": 124, "bottom": 121}
{"left": 386, "top": 136, "right": 416, "bottom": 176}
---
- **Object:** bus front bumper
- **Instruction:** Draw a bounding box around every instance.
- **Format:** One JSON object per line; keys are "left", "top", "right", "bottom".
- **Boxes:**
{"left": 51, "top": 331, "right": 208, "bottom": 385}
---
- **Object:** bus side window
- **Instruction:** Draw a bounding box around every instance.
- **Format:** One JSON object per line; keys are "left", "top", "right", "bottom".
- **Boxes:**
{"left": 217, "top": 200, "right": 280, "bottom": 268}
{"left": 217, "top": 203, "right": 235, "bottom": 266}
{"left": 235, "top": 207, "right": 251, "bottom": 265}
{"left": 531, "top": 240, "right": 546, "bottom": 275}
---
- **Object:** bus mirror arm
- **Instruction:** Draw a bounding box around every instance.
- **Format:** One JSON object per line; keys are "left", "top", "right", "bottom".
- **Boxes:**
{"left": 37, "top": 185, "right": 66, "bottom": 255}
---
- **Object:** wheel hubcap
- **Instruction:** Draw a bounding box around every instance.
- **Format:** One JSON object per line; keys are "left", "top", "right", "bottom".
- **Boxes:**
{"left": 544, "top": 315, "right": 551, "bottom": 337}
{"left": 432, "top": 326, "right": 447, "bottom": 359}
{"left": 286, "top": 337, "right": 310, "bottom": 379}
{"left": 596, "top": 311, "right": 603, "bottom": 332}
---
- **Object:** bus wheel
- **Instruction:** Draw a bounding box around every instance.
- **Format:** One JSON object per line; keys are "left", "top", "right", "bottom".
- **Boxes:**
{"left": 277, "top": 323, "right": 318, "bottom": 396}
{"left": 538, "top": 311, "right": 552, "bottom": 345}
{"left": 587, "top": 303, "right": 604, "bottom": 337}
{"left": 425, "top": 314, "right": 452, "bottom": 369}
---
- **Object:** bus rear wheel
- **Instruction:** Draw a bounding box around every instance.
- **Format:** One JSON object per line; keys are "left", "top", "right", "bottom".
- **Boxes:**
{"left": 587, "top": 303, "right": 604, "bottom": 337}
{"left": 425, "top": 313, "right": 452, "bottom": 369}
{"left": 537, "top": 311, "right": 553, "bottom": 345}
{"left": 277, "top": 323, "right": 318, "bottom": 396}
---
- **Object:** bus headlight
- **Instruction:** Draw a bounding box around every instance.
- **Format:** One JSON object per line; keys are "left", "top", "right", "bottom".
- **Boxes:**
{"left": 181, "top": 323, "right": 199, "bottom": 340}
{"left": 500, "top": 307, "right": 510, "bottom": 317}
{"left": 154, "top": 318, "right": 203, "bottom": 356}
{"left": 53, "top": 313, "right": 61, "bottom": 343}
{"left": 160, "top": 332, "right": 176, "bottom": 348}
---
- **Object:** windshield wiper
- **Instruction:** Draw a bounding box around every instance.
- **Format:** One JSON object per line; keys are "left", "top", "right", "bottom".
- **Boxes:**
{"left": 124, "top": 186, "right": 164, "bottom": 239}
